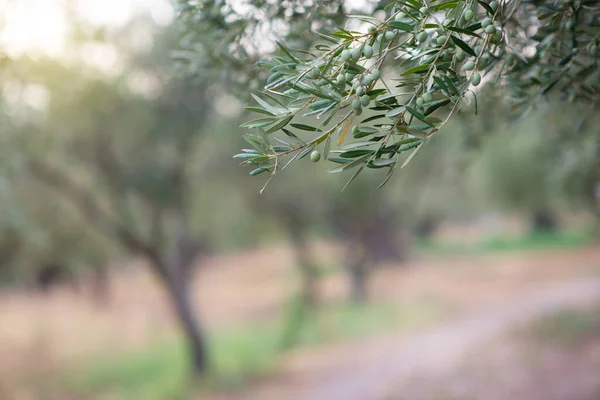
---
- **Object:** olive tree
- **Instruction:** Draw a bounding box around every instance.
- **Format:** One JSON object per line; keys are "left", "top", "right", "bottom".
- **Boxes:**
{"left": 177, "top": 0, "right": 600, "bottom": 189}
{"left": 0, "top": 20, "right": 224, "bottom": 375}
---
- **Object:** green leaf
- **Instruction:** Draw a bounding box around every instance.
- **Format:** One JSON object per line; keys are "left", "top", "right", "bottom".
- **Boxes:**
{"left": 251, "top": 94, "right": 285, "bottom": 115}
{"left": 264, "top": 115, "right": 293, "bottom": 134}
{"left": 340, "top": 149, "right": 375, "bottom": 158}
{"left": 233, "top": 153, "right": 259, "bottom": 159}
{"left": 245, "top": 107, "right": 275, "bottom": 116}
{"left": 328, "top": 157, "right": 352, "bottom": 164}
{"left": 328, "top": 154, "right": 371, "bottom": 173}
{"left": 441, "top": 75, "right": 459, "bottom": 96}
{"left": 250, "top": 167, "right": 269, "bottom": 176}
{"left": 240, "top": 117, "right": 278, "bottom": 129}
{"left": 401, "top": 63, "right": 432, "bottom": 76}
{"left": 447, "top": 26, "right": 482, "bottom": 39}
{"left": 290, "top": 123, "right": 321, "bottom": 132}
{"left": 387, "top": 20, "right": 415, "bottom": 31}
{"left": 401, "top": 140, "right": 425, "bottom": 168}
{"left": 298, "top": 145, "right": 316, "bottom": 160}
{"left": 370, "top": 158, "right": 396, "bottom": 167}
{"left": 431, "top": 0, "right": 460, "bottom": 10}
{"left": 281, "top": 128, "right": 302, "bottom": 141}
{"left": 341, "top": 163, "right": 367, "bottom": 191}
{"left": 450, "top": 35, "right": 477, "bottom": 57}
{"left": 324, "top": 135, "right": 331, "bottom": 160}
{"left": 316, "top": 31, "right": 339, "bottom": 44}
{"left": 477, "top": 0, "right": 494, "bottom": 15}
{"left": 405, "top": 106, "right": 433, "bottom": 127}
{"left": 275, "top": 41, "right": 301, "bottom": 63}
{"left": 433, "top": 76, "right": 450, "bottom": 93}
{"left": 423, "top": 99, "right": 451, "bottom": 116}
{"left": 272, "top": 145, "right": 293, "bottom": 152}
{"left": 398, "top": 139, "right": 424, "bottom": 152}
{"left": 341, "top": 141, "right": 377, "bottom": 150}
{"left": 386, "top": 106, "right": 406, "bottom": 118}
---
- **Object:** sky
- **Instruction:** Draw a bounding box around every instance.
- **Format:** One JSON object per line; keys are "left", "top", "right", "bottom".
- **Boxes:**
{"left": 0, "top": 0, "right": 174, "bottom": 57}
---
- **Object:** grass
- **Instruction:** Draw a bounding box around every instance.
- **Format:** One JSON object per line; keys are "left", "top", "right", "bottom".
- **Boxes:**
{"left": 420, "top": 228, "right": 596, "bottom": 255}
{"left": 58, "top": 298, "right": 447, "bottom": 400}
{"left": 524, "top": 304, "right": 600, "bottom": 346}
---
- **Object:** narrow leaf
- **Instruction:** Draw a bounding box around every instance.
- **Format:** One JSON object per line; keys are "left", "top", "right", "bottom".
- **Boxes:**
{"left": 450, "top": 35, "right": 477, "bottom": 57}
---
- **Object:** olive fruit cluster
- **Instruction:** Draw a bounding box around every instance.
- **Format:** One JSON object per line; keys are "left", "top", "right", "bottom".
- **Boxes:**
{"left": 350, "top": 68, "right": 380, "bottom": 115}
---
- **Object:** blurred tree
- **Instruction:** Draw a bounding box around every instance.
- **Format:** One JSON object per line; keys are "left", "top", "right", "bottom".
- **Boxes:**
{"left": 468, "top": 98, "right": 600, "bottom": 233}
{"left": 0, "top": 21, "right": 229, "bottom": 375}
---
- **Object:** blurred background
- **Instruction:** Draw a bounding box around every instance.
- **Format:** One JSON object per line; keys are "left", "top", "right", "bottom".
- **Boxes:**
{"left": 0, "top": 1, "right": 599, "bottom": 399}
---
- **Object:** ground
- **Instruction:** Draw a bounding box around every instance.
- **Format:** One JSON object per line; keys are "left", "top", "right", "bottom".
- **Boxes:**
{"left": 1, "top": 239, "right": 599, "bottom": 399}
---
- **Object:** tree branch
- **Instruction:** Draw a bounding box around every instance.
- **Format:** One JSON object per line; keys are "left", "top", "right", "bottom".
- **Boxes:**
{"left": 29, "top": 160, "right": 159, "bottom": 262}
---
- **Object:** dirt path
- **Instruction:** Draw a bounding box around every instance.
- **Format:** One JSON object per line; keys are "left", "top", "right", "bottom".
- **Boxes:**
{"left": 209, "top": 276, "right": 600, "bottom": 400}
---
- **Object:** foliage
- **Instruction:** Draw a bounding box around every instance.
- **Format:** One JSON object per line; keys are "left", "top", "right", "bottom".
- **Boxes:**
{"left": 177, "top": 0, "right": 600, "bottom": 189}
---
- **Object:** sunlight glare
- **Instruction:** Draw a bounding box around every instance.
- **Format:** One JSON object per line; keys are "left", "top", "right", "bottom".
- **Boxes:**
{"left": 0, "top": 0, "right": 67, "bottom": 57}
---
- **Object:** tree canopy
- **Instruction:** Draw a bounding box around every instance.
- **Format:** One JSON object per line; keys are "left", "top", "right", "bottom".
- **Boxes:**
{"left": 176, "top": 0, "right": 600, "bottom": 190}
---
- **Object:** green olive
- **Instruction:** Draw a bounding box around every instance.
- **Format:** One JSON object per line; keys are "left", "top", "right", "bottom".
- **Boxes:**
{"left": 362, "top": 75, "right": 373, "bottom": 86}
{"left": 437, "top": 35, "right": 448, "bottom": 46}
{"left": 385, "top": 30, "right": 396, "bottom": 40}
{"left": 356, "top": 86, "right": 365, "bottom": 96}
{"left": 417, "top": 31, "right": 428, "bottom": 43}
{"left": 341, "top": 50, "right": 351, "bottom": 61}
{"left": 485, "top": 25, "right": 496, "bottom": 34}
{"left": 395, "top": 12, "right": 406, "bottom": 20}
{"left": 350, "top": 48, "right": 361, "bottom": 61}
{"left": 416, "top": 97, "right": 424, "bottom": 107}
{"left": 336, "top": 74, "right": 346, "bottom": 84}
{"left": 489, "top": 1, "right": 498, "bottom": 11}
{"left": 371, "top": 68, "right": 381, "bottom": 80}
{"left": 363, "top": 45, "right": 374, "bottom": 59}
{"left": 352, "top": 98, "right": 362, "bottom": 111}
{"left": 443, "top": 18, "right": 453, "bottom": 26}
{"left": 310, "top": 150, "right": 321, "bottom": 163}
{"left": 368, "top": 26, "right": 377, "bottom": 34}
{"left": 471, "top": 72, "right": 481, "bottom": 86}
{"left": 352, "top": 126, "right": 360, "bottom": 135}
{"left": 345, "top": 73, "right": 355, "bottom": 82}
{"left": 360, "top": 94, "right": 371, "bottom": 106}
{"left": 481, "top": 18, "right": 493, "bottom": 28}
{"left": 419, "top": 6, "right": 428, "bottom": 14}
{"left": 477, "top": 55, "right": 490, "bottom": 70}
{"left": 310, "top": 68, "right": 320, "bottom": 79}
{"left": 464, "top": 60, "right": 476, "bottom": 70}
{"left": 464, "top": 10, "right": 474, "bottom": 21}
{"left": 422, "top": 92, "right": 433, "bottom": 102}
{"left": 455, "top": 50, "right": 466, "bottom": 62}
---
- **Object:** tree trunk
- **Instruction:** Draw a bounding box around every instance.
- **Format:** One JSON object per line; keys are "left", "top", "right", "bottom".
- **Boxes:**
{"left": 288, "top": 229, "right": 319, "bottom": 307}
{"left": 347, "top": 244, "right": 370, "bottom": 304}
{"left": 530, "top": 209, "right": 558, "bottom": 234}
{"left": 91, "top": 264, "right": 111, "bottom": 306}
{"left": 159, "top": 263, "right": 208, "bottom": 375}
{"left": 280, "top": 207, "right": 320, "bottom": 307}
